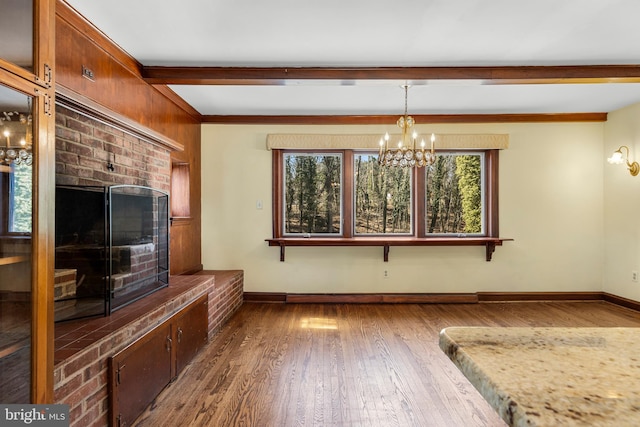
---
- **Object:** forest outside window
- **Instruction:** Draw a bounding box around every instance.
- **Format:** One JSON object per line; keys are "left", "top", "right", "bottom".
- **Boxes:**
{"left": 424, "top": 152, "right": 484, "bottom": 236}
{"left": 354, "top": 153, "right": 412, "bottom": 235}
{"left": 1, "top": 162, "right": 32, "bottom": 235}
{"left": 282, "top": 152, "right": 342, "bottom": 236}
{"left": 274, "top": 149, "right": 498, "bottom": 240}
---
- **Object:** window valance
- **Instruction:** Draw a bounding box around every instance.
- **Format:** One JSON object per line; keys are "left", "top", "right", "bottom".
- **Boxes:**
{"left": 266, "top": 133, "right": 509, "bottom": 150}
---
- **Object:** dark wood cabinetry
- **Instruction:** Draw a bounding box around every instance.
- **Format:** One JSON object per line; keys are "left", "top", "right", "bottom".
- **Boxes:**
{"left": 174, "top": 296, "right": 208, "bottom": 374}
{"left": 110, "top": 321, "right": 172, "bottom": 427}
{"left": 109, "top": 295, "right": 208, "bottom": 426}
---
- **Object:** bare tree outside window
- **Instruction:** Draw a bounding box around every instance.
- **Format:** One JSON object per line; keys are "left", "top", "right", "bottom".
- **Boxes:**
{"left": 274, "top": 149, "right": 493, "bottom": 240}
{"left": 354, "top": 153, "right": 411, "bottom": 234}
{"left": 10, "top": 162, "right": 32, "bottom": 233}
{"left": 283, "top": 153, "right": 341, "bottom": 234}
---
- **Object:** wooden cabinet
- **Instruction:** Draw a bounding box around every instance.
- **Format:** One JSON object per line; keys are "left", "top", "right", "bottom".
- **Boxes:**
{"left": 109, "top": 321, "right": 173, "bottom": 427}
{"left": 0, "top": 0, "right": 57, "bottom": 404}
{"left": 174, "top": 296, "right": 208, "bottom": 374}
{"left": 109, "top": 294, "right": 208, "bottom": 426}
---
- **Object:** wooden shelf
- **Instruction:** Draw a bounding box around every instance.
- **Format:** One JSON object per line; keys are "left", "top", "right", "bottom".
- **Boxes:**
{"left": 0, "top": 255, "right": 28, "bottom": 266}
{"left": 266, "top": 237, "right": 513, "bottom": 262}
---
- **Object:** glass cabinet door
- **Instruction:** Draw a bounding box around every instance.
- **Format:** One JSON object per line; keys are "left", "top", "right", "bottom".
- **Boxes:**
{"left": 0, "top": 0, "right": 54, "bottom": 403}
{"left": 0, "top": 83, "right": 33, "bottom": 403}
{"left": 0, "top": 0, "right": 34, "bottom": 73}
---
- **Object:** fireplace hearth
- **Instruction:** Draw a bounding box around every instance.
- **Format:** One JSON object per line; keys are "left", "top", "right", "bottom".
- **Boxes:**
{"left": 54, "top": 185, "right": 169, "bottom": 322}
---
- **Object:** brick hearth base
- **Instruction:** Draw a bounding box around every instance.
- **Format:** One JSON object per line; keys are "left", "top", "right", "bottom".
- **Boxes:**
{"left": 53, "top": 270, "right": 243, "bottom": 427}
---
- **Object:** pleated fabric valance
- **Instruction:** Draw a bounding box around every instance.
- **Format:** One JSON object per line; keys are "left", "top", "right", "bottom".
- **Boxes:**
{"left": 266, "top": 133, "right": 509, "bottom": 150}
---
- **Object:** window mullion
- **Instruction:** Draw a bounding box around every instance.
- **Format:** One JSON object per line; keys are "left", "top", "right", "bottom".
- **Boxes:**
{"left": 415, "top": 166, "right": 426, "bottom": 237}
{"left": 272, "top": 149, "right": 283, "bottom": 238}
{"left": 343, "top": 150, "right": 353, "bottom": 238}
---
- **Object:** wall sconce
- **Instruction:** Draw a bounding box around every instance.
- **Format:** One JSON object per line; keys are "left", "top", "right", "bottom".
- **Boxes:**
{"left": 607, "top": 146, "right": 639, "bottom": 176}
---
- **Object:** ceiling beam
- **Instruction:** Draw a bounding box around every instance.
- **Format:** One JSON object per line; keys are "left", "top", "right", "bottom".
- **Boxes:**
{"left": 201, "top": 113, "right": 607, "bottom": 125}
{"left": 143, "top": 65, "right": 640, "bottom": 85}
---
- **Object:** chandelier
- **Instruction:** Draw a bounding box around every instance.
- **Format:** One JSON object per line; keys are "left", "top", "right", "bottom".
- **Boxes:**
{"left": 378, "top": 85, "right": 436, "bottom": 168}
{"left": 0, "top": 100, "right": 33, "bottom": 166}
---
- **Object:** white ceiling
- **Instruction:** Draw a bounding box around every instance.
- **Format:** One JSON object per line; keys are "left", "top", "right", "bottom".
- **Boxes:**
{"left": 64, "top": 0, "right": 640, "bottom": 117}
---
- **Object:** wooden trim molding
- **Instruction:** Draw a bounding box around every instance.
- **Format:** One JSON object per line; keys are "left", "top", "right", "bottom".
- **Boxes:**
{"left": 603, "top": 292, "right": 640, "bottom": 312}
{"left": 56, "top": 86, "right": 184, "bottom": 152}
{"left": 244, "top": 291, "right": 640, "bottom": 310}
{"left": 142, "top": 65, "right": 640, "bottom": 85}
{"left": 476, "top": 291, "right": 603, "bottom": 302}
{"left": 287, "top": 293, "right": 478, "bottom": 304}
{"left": 56, "top": 0, "right": 142, "bottom": 78}
{"left": 244, "top": 292, "right": 287, "bottom": 303}
{"left": 202, "top": 113, "right": 607, "bottom": 125}
{"left": 153, "top": 85, "right": 202, "bottom": 121}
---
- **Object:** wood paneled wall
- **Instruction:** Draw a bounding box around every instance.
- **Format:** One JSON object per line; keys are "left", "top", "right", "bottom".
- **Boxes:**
{"left": 55, "top": 0, "right": 202, "bottom": 275}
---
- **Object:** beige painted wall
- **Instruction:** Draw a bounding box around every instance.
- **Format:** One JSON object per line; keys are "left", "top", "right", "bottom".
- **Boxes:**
{"left": 201, "top": 121, "right": 605, "bottom": 294}
{"left": 604, "top": 102, "right": 640, "bottom": 300}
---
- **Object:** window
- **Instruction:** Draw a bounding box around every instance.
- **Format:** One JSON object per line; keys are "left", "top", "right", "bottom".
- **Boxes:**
{"left": 273, "top": 149, "right": 498, "bottom": 239}
{"left": 9, "top": 162, "right": 32, "bottom": 233}
{"left": 425, "top": 152, "right": 484, "bottom": 235}
{"left": 354, "top": 153, "right": 412, "bottom": 235}
{"left": 283, "top": 152, "right": 342, "bottom": 235}
{"left": 1, "top": 162, "right": 32, "bottom": 235}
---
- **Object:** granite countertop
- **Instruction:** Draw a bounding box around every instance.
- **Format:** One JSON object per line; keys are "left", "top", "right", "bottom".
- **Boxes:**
{"left": 439, "top": 327, "right": 640, "bottom": 427}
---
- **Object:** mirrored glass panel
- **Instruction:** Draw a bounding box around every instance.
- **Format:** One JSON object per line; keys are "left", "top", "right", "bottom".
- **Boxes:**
{"left": 0, "top": 0, "right": 34, "bottom": 72}
{"left": 0, "top": 84, "right": 33, "bottom": 403}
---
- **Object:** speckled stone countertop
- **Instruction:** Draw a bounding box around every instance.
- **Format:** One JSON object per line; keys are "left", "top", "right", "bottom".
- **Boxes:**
{"left": 439, "top": 327, "right": 640, "bottom": 427}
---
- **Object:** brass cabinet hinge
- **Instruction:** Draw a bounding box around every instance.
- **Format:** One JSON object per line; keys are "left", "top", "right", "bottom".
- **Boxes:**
{"left": 44, "top": 63, "right": 53, "bottom": 87}
{"left": 44, "top": 94, "right": 53, "bottom": 116}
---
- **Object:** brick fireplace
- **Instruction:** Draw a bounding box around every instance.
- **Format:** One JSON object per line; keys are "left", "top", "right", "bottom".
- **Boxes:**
{"left": 55, "top": 105, "right": 172, "bottom": 190}
{"left": 54, "top": 105, "right": 173, "bottom": 322}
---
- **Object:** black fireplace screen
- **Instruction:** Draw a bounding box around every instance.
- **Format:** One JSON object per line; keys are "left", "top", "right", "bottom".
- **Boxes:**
{"left": 54, "top": 185, "right": 169, "bottom": 322}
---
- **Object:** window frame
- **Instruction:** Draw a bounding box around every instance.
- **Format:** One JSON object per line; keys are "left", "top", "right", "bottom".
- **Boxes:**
{"left": 273, "top": 148, "right": 499, "bottom": 239}
{"left": 419, "top": 150, "right": 487, "bottom": 237}
{"left": 281, "top": 151, "right": 344, "bottom": 237}
{"left": 352, "top": 151, "right": 414, "bottom": 237}
{"left": 269, "top": 148, "right": 507, "bottom": 262}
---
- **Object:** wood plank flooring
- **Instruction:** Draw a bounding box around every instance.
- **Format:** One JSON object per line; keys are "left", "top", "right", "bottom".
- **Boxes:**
{"left": 133, "top": 301, "right": 640, "bottom": 427}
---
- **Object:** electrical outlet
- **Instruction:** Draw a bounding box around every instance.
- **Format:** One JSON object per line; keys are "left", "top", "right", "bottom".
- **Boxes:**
{"left": 256, "top": 199, "right": 263, "bottom": 210}
{"left": 384, "top": 270, "right": 389, "bottom": 279}
{"left": 633, "top": 271, "right": 638, "bottom": 283}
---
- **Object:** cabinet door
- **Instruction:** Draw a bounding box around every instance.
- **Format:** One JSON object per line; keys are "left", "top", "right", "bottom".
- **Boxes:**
{"left": 109, "top": 321, "right": 173, "bottom": 427}
{"left": 174, "top": 294, "right": 208, "bottom": 375}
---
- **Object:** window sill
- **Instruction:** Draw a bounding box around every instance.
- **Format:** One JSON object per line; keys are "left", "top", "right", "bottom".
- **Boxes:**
{"left": 266, "top": 237, "right": 513, "bottom": 262}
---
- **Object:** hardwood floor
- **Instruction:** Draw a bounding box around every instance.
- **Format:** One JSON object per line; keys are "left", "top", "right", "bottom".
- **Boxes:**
{"left": 133, "top": 301, "right": 640, "bottom": 427}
